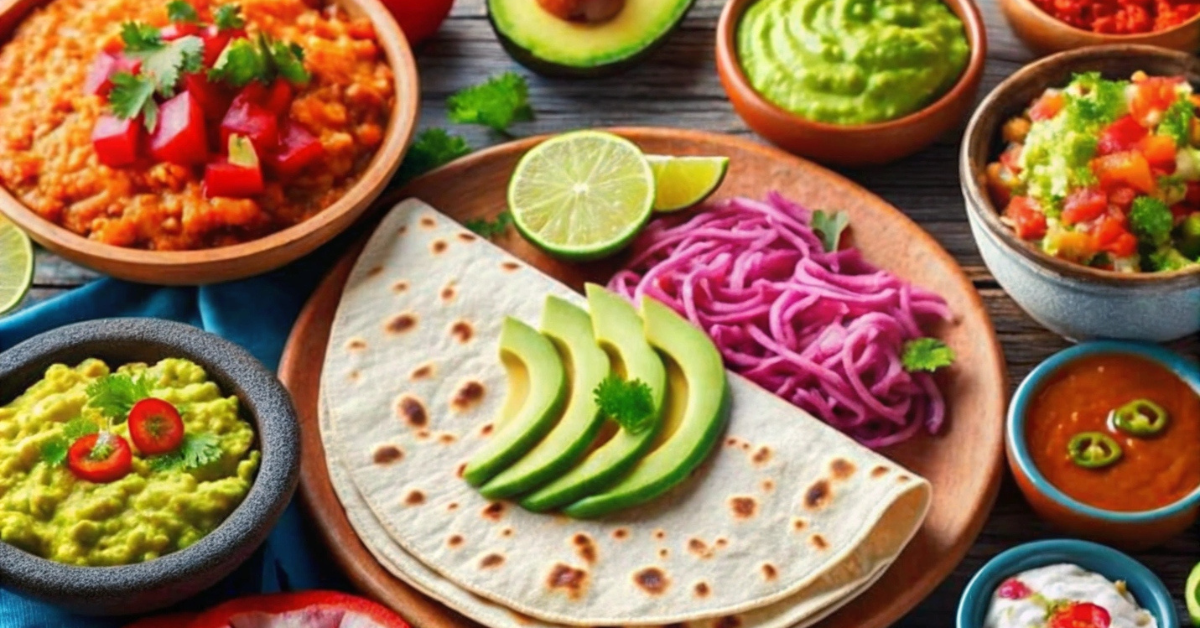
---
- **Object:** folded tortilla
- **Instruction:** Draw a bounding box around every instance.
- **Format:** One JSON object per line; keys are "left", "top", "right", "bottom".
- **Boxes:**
{"left": 319, "top": 199, "right": 931, "bottom": 627}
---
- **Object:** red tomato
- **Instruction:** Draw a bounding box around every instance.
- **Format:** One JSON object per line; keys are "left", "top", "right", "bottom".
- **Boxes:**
{"left": 381, "top": 0, "right": 453, "bottom": 47}
{"left": 1130, "top": 77, "right": 1182, "bottom": 127}
{"left": 1004, "top": 196, "right": 1048, "bottom": 240}
{"left": 1138, "top": 134, "right": 1177, "bottom": 171}
{"left": 221, "top": 99, "right": 278, "bottom": 155}
{"left": 160, "top": 22, "right": 200, "bottom": 41}
{"left": 188, "top": 591, "right": 410, "bottom": 628}
{"left": 128, "top": 398, "right": 185, "bottom": 455}
{"left": 272, "top": 122, "right": 325, "bottom": 177}
{"left": 84, "top": 52, "right": 141, "bottom": 97}
{"left": 1093, "top": 151, "right": 1156, "bottom": 194}
{"left": 1000, "top": 144, "right": 1023, "bottom": 174}
{"left": 67, "top": 433, "right": 133, "bottom": 483}
{"left": 150, "top": 91, "right": 208, "bottom": 166}
{"left": 996, "top": 578, "right": 1031, "bottom": 600}
{"left": 92, "top": 115, "right": 143, "bottom": 168}
{"left": 1047, "top": 602, "right": 1112, "bottom": 628}
{"left": 1108, "top": 186, "right": 1138, "bottom": 211}
{"left": 1097, "top": 115, "right": 1148, "bottom": 155}
{"left": 1062, "top": 188, "right": 1108, "bottom": 224}
{"left": 1030, "top": 92, "right": 1066, "bottom": 121}
{"left": 205, "top": 159, "right": 265, "bottom": 198}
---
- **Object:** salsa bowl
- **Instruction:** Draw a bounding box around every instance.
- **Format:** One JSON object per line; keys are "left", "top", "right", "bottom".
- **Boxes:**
{"left": 0, "top": 319, "right": 299, "bottom": 615}
{"left": 999, "top": 0, "right": 1200, "bottom": 56}
{"left": 961, "top": 45, "right": 1200, "bottom": 342}
{"left": 1007, "top": 341, "right": 1200, "bottom": 550}
{"left": 956, "top": 539, "right": 1179, "bottom": 628}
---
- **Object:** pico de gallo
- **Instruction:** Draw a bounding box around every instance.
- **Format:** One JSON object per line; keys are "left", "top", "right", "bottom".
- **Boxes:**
{"left": 987, "top": 71, "right": 1200, "bottom": 273}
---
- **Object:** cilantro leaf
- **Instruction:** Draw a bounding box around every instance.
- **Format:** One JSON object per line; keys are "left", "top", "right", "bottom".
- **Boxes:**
{"left": 902, "top": 338, "right": 955, "bottom": 373}
{"left": 594, "top": 375, "right": 656, "bottom": 434}
{"left": 214, "top": 4, "right": 246, "bottom": 30}
{"left": 63, "top": 417, "right": 100, "bottom": 441}
{"left": 109, "top": 72, "right": 159, "bottom": 130}
{"left": 464, "top": 212, "right": 511, "bottom": 239}
{"left": 208, "top": 38, "right": 266, "bottom": 87}
{"left": 1130, "top": 196, "right": 1173, "bottom": 247}
{"left": 447, "top": 72, "right": 534, "bottom": 133}
{"left": 811, "top": 210, "right": 850, "bottom": 253}
{"left": 121, "top": 22, "right": 163, "bottom": 52}
{"left": 129, "top": 35, "right": 204, "bottom": 96}
{"left": 148, "top": 433, "right": 224, "bottom": 472}
{"left": 397, "top": 128, "right": 471, "bottom": 184}
{"left": 41, "top": 437, "right": 68, "bottom": 467}
{"left": 1158, "top": 97, "right": 1193, "bottom": 147}
{"left": 86, "top": 373, "right": 153, "bottom": 423}
{"left": 167, "top": 0, "right": 199, "bottom": 23}
{"left": 261, "top": 34, "right": 309, "bottom": 85}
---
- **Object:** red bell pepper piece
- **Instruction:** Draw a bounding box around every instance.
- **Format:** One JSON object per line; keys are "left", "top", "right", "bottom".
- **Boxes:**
{"left": 1138, "top": 134, "right": 1177, "bottom": 171}
{"left": 159, "top": 22, "right": 200, "bottom": 41}
{"left": 1130, "top": 77, "right": 1182, "bottom": 128}
{"left": 221, "top": 98, "right": 278, "bottom": 154}
{"left": 1062, "top": 187, "right": 1108, "bottom": 225}
{"left": 92, "top": 115, "right": 142, "bottom": 167}
{"left": 184, "top": 73, "right": 232, "bottom": 120}
{"left": 205, "top": 160, "right": 264, "bottom": 198}
{"left": 1097, "top": 115, "right": 1148, "bottom": 155}
{"left": 83, "top": 52, "right": 141, "bottom": 97}
{"left": 201, "top": 24, "right": 246, "bottom": 68}
{"left": 1093, "top": 151, "right": 1156, "bottom": 194}
{"left": 1004, "top": 196, "right": 1048, "bottom": 240}
{"left": 233, "top": 81, "right": 294, "bottom": 117}
{"left": 272, "top": 123, "right": 324, "bottom": 177}
{"left": 150, "top": 91, "right": 208, "bottom": 165}
{"left": 182, "top": 591, "right": 411, "bottom": 628}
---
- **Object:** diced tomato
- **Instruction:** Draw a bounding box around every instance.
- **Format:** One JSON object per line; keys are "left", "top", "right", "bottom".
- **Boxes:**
{"left": 997, "top": 579, "right": 1031, "bottom": 600}
{"left": 1004, "top": 196, "right": 1048, "bottom": 240}
{"left": 1093, "top": 151, "right": 1156, "bottom": 194}
{"left": 160, "top": 22, "right": 200, "bottom": 41}
{"left": 92, "top": 115, "right": 142, "bottom": 167}
{"left": 83, "top": 52, "right": 141, "bottom": 97}
{"left": 1047, "top": 602, "right": 1112, "bottom": 628}
{"left": 1108, "top": 186, "right": 1137, "bottom": 211}
{"left": 1030, "top": 92, "right": 1066, "bottom": 121}
{"left": 1138, "top": 134, "right": 1177, "bottom": 171}
{"left": 184, "top": 73, "right": 232, "bottom": 120}
{"left": 127, "top": 398, "right": 185, "bottom": 455}
{"left": 67, "top": 433, "right": 133, "bottom": 484}
{"left": 201, "top": 24, "right": 246, "bottom": 68}
{"left": 272, "top": 123, "right": 325, "bottom": 177}
{"left": 1091, "top": 213, "right": 1127, "bottom": 246}
{"left": 221, "top": 99, "right": 278, "bottom": 154}
{"left": 999, "top": 144, "right": 1023, "bottom": 174}
{"left": 1097, "top": 116, "right": 1148, "bottom": 155}
{"left": 205, "top": 160, "right": 264, "bottom": 198}
{"left": 150, "top": 91, "right": 208, "bottom": 165}
{"left": 235, "top": 81, "right": 293, "bottom": 117}
{"left": 1062, "top": 188, "right": 1108, "bottom": 224}
{"left": 1130, "top": 77, "right": 1182, "bottom": 127}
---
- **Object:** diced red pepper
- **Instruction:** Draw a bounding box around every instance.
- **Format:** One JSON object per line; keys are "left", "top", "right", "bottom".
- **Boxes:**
{"left": 1004, "top": 196, "right": 1048, "bottom": 240}
{"left": 1030, "top": 92, "right": 1065, "bottom": 121}
{"left": 160, "top": 22, "right": 200, "bottom": 41}
{"left": 1000, "top": 144, "right": 1023, "bottom": 174}
{"left": 150, "top": 91, "right": 208, "bottom": 166}
{"left": 1130, "top": 77, "right": 1181, "bottom": 127}
{"left": 92, "top": 115, "right": 142, "bottom": 167}
{"left": 1138, "top": 134, "right": 1177, "bottom": 171}
{"left": 184, "top": 73, "right": 232, "bottom": 120}
{"left": 1062, "top": 187, "right": 1108, "bottom": 224}
{"left": 84, "top": 52, "right": 142, "bottom": 97}
{"left": 201, "top": 25, "right": 246, "bottom": 68}
{"left": 235, "top": 81, "right": 293, "bottom": 117}
{"left": 221, "top": 99, "right": 278, "bottom": 154}
{"left": 1093, "top": 151, "right": 1156, "bottom": 194}
{"left": 1097, "top": 115, "right": 1148, "bottom": 155}
{"left": 271, "top": 123, "right": 324, "bottom": 177}
{"left": 205, "top": 159, "right": 264, "bottom": 198}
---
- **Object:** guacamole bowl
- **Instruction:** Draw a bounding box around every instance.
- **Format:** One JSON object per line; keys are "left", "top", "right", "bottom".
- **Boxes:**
{"left": 960, "top": 45, "right": 1200, "bottom": 342}
{"left": 0, "top": 319, "right": 299, "bottom": 615}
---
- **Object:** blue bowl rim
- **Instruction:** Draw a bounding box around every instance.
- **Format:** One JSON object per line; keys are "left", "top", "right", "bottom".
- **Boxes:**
{"left": 1008, "top": 340, "right": 1200, "bottom": 522}
{"left": 955, "top": 539, "right": 1179, "bottom": 628}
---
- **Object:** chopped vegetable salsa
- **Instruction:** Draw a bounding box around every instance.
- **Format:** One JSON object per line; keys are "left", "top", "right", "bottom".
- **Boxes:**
{"left": 1030, "top": 0, "right": 1200, "bottom": 34}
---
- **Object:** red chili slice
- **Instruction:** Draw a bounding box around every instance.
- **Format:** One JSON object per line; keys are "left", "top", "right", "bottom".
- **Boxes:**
{"left": 128, "top": 398, "right": 185, "bottom": 455}
{"left": 1047, "top": 602, "right": 1112, "bottom": 628}
{"left": 183, "top": 591, "right": 411, "bottom": 628}
{"left": 67, "top": 433, "right": 133, "bottom": 483}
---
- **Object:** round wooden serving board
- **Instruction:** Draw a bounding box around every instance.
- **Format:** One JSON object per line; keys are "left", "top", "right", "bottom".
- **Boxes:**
{"left": 278, "top": 128, "right": 1008, "bottom": 628}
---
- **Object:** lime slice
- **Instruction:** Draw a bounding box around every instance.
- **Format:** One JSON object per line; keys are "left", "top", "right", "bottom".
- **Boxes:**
{"left": 647, "top": 155, "right": 730, "bottom": 212}
{"left": 508, "top": 131, "right": 655, "bottom": 261}
{"left": 0, "top": 214, "right": 33, "bottom": 315}
{"left": 1187, "top": 561, "right": 1200, "bottom": 625}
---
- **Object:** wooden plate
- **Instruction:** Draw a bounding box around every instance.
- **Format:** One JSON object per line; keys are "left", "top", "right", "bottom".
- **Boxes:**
{"left": 279, "top": 128, "right": 1008, "bottom": 628}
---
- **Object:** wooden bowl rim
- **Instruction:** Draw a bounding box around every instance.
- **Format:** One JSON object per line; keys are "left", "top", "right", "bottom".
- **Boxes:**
{"left": 0, "top": 0, "right": 420, "bottom": 273}
{"left": 960, "top": 44, "right": 1200, "bottom": 288}
{"left": 1003, "top": 0, "right": 1200, "bottom": 42}
{"left": 714, "top": 0, "right": 988, "bottom": 135}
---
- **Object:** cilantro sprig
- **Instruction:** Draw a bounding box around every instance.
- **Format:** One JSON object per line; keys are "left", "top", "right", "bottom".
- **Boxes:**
{"left": 811, "top": 210, "right": 849, "bottom": 253}
{"left": 901, "top": 338, "right": 955, "bottom": 373}
{"left": 464, "top": 212, "right": 511, "bottom": 239}
{"left": 208, "top": 32, "right": 309, "bottom": 88}
{"left": 397, "top": 128, "right": 472, "bottom": 184}
{"left": 214, "top": 4, "right": 246, "bottom": 30}
{"left": 85, "top": 373, "right": 154, "bottom": 423}
{"left": 39, "top": 418, "right": 101, "bottom": 466}
{"left": 594, "top": 375, "right": 656, "bottom": 434}
{"left": 167, "top": 0, "right": 200, "bottom": 24}
{"left": 147, "top": 433, "right": 224, "bottom": 471}
{"left": 447, "top": 72, "right": 533, "bottom": 134}
{"left": 109, "top": 23, "right": 203, "bottom": 130}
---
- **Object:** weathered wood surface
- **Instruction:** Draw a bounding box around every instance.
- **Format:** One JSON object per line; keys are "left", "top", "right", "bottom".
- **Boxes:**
{"left": 13, "top": 0, "right": 1200, "bottom": 624}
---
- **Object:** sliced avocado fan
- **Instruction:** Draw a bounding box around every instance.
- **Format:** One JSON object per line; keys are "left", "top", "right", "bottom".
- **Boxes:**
{"left": 480, "top": 296, "right": 611, "bottom": 500}
{"left": 563, "top": 296, "right": 730, "bottom": 519}
{"left": 520, "top": 285, "right": 667, "bottom": 512}
{"left": 464, "top": 317, "right": 567, "bottom": 487}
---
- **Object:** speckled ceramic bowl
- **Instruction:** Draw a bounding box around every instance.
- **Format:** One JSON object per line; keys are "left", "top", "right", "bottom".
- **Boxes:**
{"left": 957, "top": 539, "right": 1179, "bottom": 628}
{"left": 961, "top": 46, "right": 1200, "bottom": 342}
{"left": 1008, "top": 341, "right": 1200, "bottom": 549}
{"left": 0, "top": 319, "right": 299, "bottom": 616}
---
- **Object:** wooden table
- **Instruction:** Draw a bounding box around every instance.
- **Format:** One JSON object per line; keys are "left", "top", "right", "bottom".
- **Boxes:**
{"left": 15, "top": 0, "right": 1200, "bottom": 624}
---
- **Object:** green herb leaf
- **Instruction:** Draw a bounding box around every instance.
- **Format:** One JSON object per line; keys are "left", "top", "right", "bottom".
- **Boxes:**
{"left": 148, "top": 433, "right": 224, "bottom": 472}
{"left": 129, "top": 35, "right": 204, "bottom": 96}
{"left": 901, "top": 338, "right": 955, "bottom": 373}
{"left": 120, "top": 21, "right": 163, "bottom": 52}
{"left": 63, "top": 417, "right": 100, "bottom": 441}
{"left": 464, "top": 212, "right": 511, "bottom": 239}
{"left": 86, "top": 373, "right": 153, "bottom": 423}
{"left": 447, "top": 72, "right": 534, "bottom": 133}
{"left": 594, "top": 375, "right": 656, "bottom": 435}
{"left": 260, "top": 34, "right": 309, "bottom": 85}
{"left": 811, "top": 210, "right": 850, "bottom": 253}
{"left": 214, "top": 4, "right": 246, "bottom": 30}
{"left": 397, "top": 128, "right": 471, "bottom": 184}
{"left": 41, "top": 437, "right": 68, "bottom": 467}
{"left": 109, "top": 72, "right": 159, "bottom": 131}
{"left": 208, "top": 38, "right": 265, "bottom": 87}
{"left": 1130, "top": 196, "right": 1173, "bottom": 247}
{"left": 167, "top": 0, "right": 199, "bottom": 23}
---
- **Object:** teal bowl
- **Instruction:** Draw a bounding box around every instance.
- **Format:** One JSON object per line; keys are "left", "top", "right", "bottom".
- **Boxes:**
{"left": 956, "top": 539, "right": 1179, "bottom": 628}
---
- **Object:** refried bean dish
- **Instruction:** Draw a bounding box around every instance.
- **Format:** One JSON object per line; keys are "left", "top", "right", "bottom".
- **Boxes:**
{"left": 0, "top": 0, "right": 395, "bottom": 250}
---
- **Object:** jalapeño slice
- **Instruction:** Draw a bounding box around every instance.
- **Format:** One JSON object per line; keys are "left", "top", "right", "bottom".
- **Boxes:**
{"left": 1067, "top": 431, "right": 1123, "bottom": 469}
{"left": 1111, "top": 398, "right": 1169, "bottom": 437}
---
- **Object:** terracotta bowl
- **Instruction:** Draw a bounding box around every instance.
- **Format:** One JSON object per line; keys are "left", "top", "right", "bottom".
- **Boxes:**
{"left": 0, "top": 319, "right": 299, "bottom": 615}
{"left": 0, "top": 0, "right": 420, "bottom": 285}
{"left": 714, "top": 0, "right": 987, "bottom": 166}
{"left": 1000, "top": 0, "right": 1200, "bottom": 56}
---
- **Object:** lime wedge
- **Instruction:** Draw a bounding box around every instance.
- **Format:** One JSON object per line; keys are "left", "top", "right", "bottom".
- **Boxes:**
{"left": 647, "top": 155, "right": 729, "bottom": 212}
{"left": 0, "top": 214, "right": 33, "bottom": 315}
{"left": 508, "top": 131, "right": 655, "bottom": 261}
{"left": 1187, "top": 561, "right": 1200, "bottom": 626}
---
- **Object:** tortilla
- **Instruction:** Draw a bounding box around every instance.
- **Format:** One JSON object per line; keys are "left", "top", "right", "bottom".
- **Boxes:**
{"left": 319, "top": 199, "right": 931, "bottom": 626}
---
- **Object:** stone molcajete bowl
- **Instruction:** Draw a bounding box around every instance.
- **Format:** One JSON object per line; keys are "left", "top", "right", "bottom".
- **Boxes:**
{"left": 0, "top": 319, "right": 299, "bottom": 616}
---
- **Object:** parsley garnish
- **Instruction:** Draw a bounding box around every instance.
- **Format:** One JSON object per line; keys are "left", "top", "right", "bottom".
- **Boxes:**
{"left": 167, "top": 0, "right": 200, "bottom": 23}
{"left": 148, "top": 433, "right": 224, "bottom": 471}
{"left": 594, "top": 375, "right": 656, "bottom": 434}
{"left": 1130, "top": 196, "right": 1173, "bottom": 247}
{"left": 447, "top": 72, "right": 534, "bottom": 134}
{"left": 464, "top": 212, "right": 511, "bottom": 239}
{"left": 811, "top": 210, "right": 850, "bottom": 253}
{"left": 86, "top": 373, "right": 153, "bottom": 423}
{"left": 214, "top": 4, "right": 246, "bottom": 30}
{"left": 901, "top": 338, "right": 955, "bottom": 373}
{"left": 397, "top": 128, "right": 472, "bottom": 184}
{"left": 208, "top": 33, "right": 309, "bottom": 87}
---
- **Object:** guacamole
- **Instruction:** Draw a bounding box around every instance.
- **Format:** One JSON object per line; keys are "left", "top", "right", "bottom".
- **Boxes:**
{"left": 736, "top": 0, "right": 970, "bottom": 125}
{"left": 0, "top": 358, "right": 259, "bottom": 566}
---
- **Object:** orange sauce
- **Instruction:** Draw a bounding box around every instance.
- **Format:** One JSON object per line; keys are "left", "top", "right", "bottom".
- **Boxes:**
{"left": 1026, "top": 353, "right": 1200, "bottom": 512}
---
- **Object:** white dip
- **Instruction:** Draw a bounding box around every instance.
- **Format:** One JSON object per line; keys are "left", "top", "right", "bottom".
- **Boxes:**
{"left": 985, "top": 563, "right": 1157, "bottom": 628}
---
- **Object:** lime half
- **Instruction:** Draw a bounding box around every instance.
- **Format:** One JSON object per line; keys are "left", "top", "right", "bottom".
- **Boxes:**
{"left": 508, "top": 131, "right": 655, "bottom": 261}
{"left": 647, "top": 155, "right": 730, "bottom": 212}
{"left": 0, "top": 214, "right": 32, "bottom": 315}
{"left": 1187, "top": 561, "right": 1200, "bottom": 626}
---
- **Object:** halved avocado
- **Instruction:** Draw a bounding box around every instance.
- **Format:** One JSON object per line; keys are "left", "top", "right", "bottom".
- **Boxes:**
{"left": 479, "top": 297, "right": 611, "bottom": 500}
{"left": 519, "top": 284, "right": 666, "bottom": 512}
{"left": 563, "top": 296, "right": 729, "bottom": 519}
{"left": 487, "top": 0, "right": 697, "bottom": 78}
{"left": 464, "top": 317, "right": 567, "bottom": 487}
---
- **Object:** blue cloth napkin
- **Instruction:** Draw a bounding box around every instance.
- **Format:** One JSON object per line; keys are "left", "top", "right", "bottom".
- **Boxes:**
{"left": 0, "top": 241, "right": 352, "bottom": 627}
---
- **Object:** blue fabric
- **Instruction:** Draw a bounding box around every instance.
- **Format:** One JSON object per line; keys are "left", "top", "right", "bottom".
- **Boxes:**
{"left": 0, "top": 242, "right": 352, "bottom": 627}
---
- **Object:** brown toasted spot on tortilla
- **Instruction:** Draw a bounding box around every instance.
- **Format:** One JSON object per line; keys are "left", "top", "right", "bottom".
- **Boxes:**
{"left": 411, "top": 364, "right": 434, "bottom": 380}
{"left": 458, "top": 233, "right": 477, "bottom": 242}
{"left": 480, "top": 553, "right": 505, "bottom": 568}
{"left": 729, "top": 496, "right": 757, "bottom": 519}
{"left": 448, "top": 502, "right": 459, "bottom": 511}
{"left": 480, "top": 423, "right": 494, "bottom": 436}
{"left": 715, "top": 537, "right": 728, "bottom": 548}
{"left": 898, "top": 474, "right": 912, "bottom": 483}
{"left": 482, "top": 502, "right": 506, "bottom": 522}
{"left": 752, "top": 446, "right": 772, "bottom": 465}
{"left": 810, "top": 534, "right": 829, "bottom": 550}
{"left": 366, "top": 265, "right": 383, "bottom": 277}
{"left": 831, "top": 458, "right": 856, "bottom": 480}
{"left": 613, "top": 528, "right": 629, "bottom": 540}
{"left": 501, "top": 527, "right": 514, "bottom": 537}
{"left": 456, "top": 463, "right": 467, "bottom": 478}
{"left": 572, "top": 534, "right": 597, "bottom": 564}
{"left": 348, "top": 369, "right": 360, "bottom": 382}
{"left": 508, "top": 611, "right": 534, "bottom": 625}
{"left": 658, "top": 548, "right": 669, "bottom": 559}
{"left": 725, "top": 437, "right": 738, "bottom": 447}
{"left": 385, "top": 313, "right": 417, "bottom": 334}
{"left": 761, "top": 563, "right": 778, "bottom": 580}
{"left": 404, "top": 490, "right": 425, "bottom": 505}
{"left": 805, "top": 480, "right": 832, "bottom": 510}
{"left": 346, "top": 338, "right": 367, "bottom": 351}
{"left": 740, "top": 442, "right": 751, "bottom": 451}
{"left": 447, "top": 534, "right": 463, "bottom": 548}
{"left": 761, "top": 478, "right": 775, "bottom": 492}
{"left": 687, "top": 538, "right": 711, "bottom": 558}
{"left": 431, "top": 240, "right": 448, "bottom": 254}
{"left": 372, "top": 445, "right": 403, "bottom": 465}
{"left": 653, "top": 529, "right": 666, "bottom": 540}
{"left": 546, "top": 563, "right": 588, "bottom": 599}
{"left": 871, "top": 465, "right": 890, "bottom": 478}
{"left": 438, "top": 433, "right": 457, "bottom": 444}
{"left": 441, "top": 283, "right": 457, "bottom": 301}
{"left": 715, "top": 616, "right": 741, "bottom": 628}
{"left": 392, "top": 280, "right": 410, "bottom": 293}
{"left": 415, "top": 429, "right": 431, "bottom": 440}
{"left": 452, "top": 381, "right": 486, "bottom": 413}
{"left": 451, "top": 320, "right": 473, "bottom": 343}
{"left": 420, "top": 216, "right": 436, "bottom": 228}
{"left": 398, "top": 225, "right": 408, "bottom": 235}
{"left": 792, "top": 518, "right": 807, "bottom": 531}
{"left": 694, "top": 582, "right": 710, "bottom": 598}
{"left": 396, "top": 395, "right": 427, "bottom": 427}
{"left": 501, "top": 261, "right": 520, "bottom": 272}
{"left": 633, "top": 567, "right": 669, "bottom": 595}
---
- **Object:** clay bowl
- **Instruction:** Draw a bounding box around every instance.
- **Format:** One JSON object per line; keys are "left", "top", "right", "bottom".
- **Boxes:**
{"left": 961, "top": 45, "right": 1200, "bottom": 342}
{"left": 715, "top": 0, "right": 987, "bottom": 166}
{"left": 0, "top": 0, "right": 419, "bottom": 285}
{"left": 0, "top": 319, "right": 299, "bottom": 615}
{"left": 1000, "top": 0, "right": 1200, "bottom": 56}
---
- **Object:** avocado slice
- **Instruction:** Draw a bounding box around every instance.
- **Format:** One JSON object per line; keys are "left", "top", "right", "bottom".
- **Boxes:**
{"left": 1187, "top": 561, "right": 1200, "bottom": 626}
{"left": 479, "top": 297, "right": 611, "bottom": 499}
{"left": 464, "top": 317, "right": 567, "bottom": 487}
{"left": 519, "top": 284, "right": 666, "bottom": 512}
{"left": 487, "top": 0, "right": 696, "bottom": 78}
{"left": 563, "top": 296, "right": 729, "bottom": 519}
